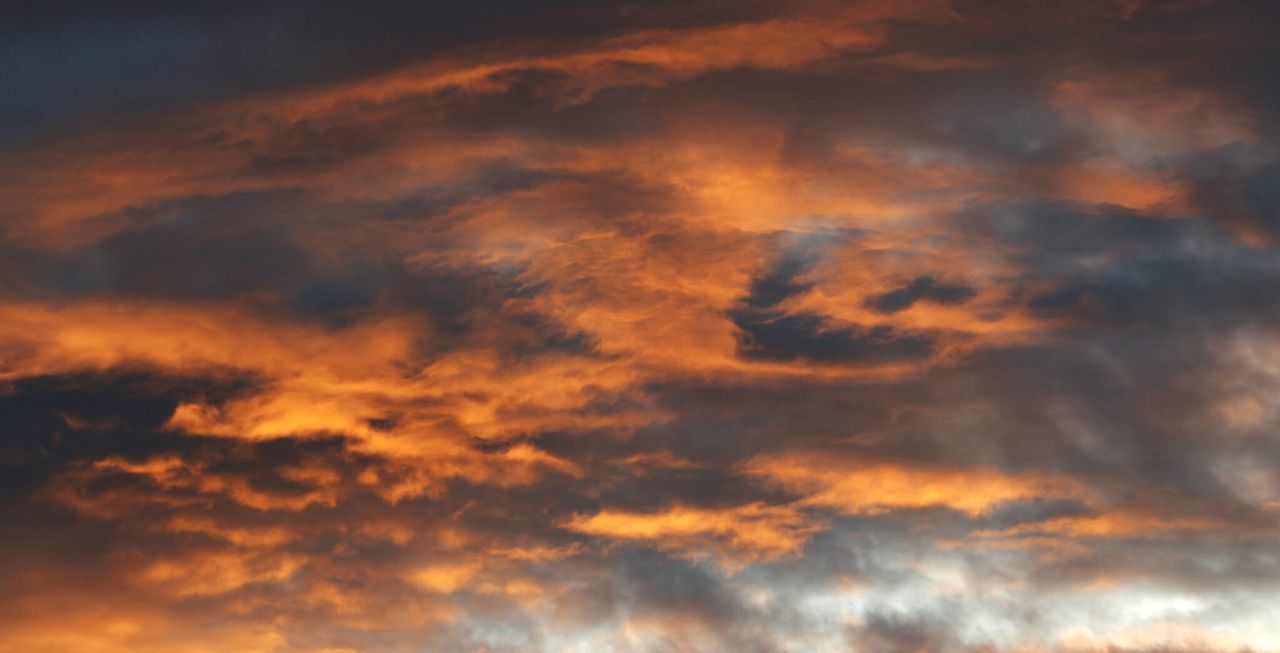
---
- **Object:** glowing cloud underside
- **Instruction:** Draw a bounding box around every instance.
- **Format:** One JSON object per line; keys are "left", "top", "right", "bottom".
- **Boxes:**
{"left": 2, "top": 1, "right": 1279, "bottom": 651}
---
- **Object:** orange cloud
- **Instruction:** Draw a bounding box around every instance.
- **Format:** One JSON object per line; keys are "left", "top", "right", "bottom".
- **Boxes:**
{"left": 973, "top": 507, "right": 1235, "bottom": 540}
{"left": 46, "top": 454, "right": 341, "bottom": 515}
{"left": 137, "top": 550, "right": 303, "bottom": 597}
{"left": 742, "top": 453, "right": 1089, "bottom": 516}
{"left": 1, "top": 299, "right": 626, "bottom": 502}
{"left": 3, "top": 2, "right": 1277, "bottom": 650}
{"left": 405, "top": 560, "right": 483, "bottom": 594}
{"left": 0, "top": 1, "right": 956, "bottom": 248}
{"left": 564, "top": 502, "right": 819, "bottom": 565}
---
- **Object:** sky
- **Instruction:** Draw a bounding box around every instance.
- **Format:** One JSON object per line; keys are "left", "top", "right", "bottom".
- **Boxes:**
{"left": 1, "top": 1, "right": 1279, "bottom": 651}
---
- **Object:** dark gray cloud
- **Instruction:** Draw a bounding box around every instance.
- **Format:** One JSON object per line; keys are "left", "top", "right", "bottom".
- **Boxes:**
{"left": 865, "top": 275, "right": 977, "bottom": 314}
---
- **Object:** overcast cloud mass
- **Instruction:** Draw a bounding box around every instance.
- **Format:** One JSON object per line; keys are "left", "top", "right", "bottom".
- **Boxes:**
{"left": 2, "top": 1, "right": 1280, "bottom": 651}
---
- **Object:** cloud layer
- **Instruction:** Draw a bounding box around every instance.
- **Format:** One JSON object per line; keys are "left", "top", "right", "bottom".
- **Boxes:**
{"left": 2, "top": 1, "right": 1279, "bottom": 651}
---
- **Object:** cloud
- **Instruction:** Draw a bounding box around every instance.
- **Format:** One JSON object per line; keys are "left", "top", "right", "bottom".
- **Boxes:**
{"left": 564, "top": 502, "right": 819, "bottom": 565}
{"left": 742, "top": 453, "right": 1088, "bottom": 517}
{"left": 3, "top": 0, "right": 1280, "bottom": 651}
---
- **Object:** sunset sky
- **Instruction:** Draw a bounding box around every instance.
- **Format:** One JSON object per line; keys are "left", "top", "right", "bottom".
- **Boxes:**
{"left": 2, "top": 1, "right": 1280, "bottom": 651}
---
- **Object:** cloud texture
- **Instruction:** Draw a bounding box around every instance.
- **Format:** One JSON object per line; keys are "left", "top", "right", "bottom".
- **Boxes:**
{"left": 2, "top": 1, "right": 1280, "bottom": 651}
